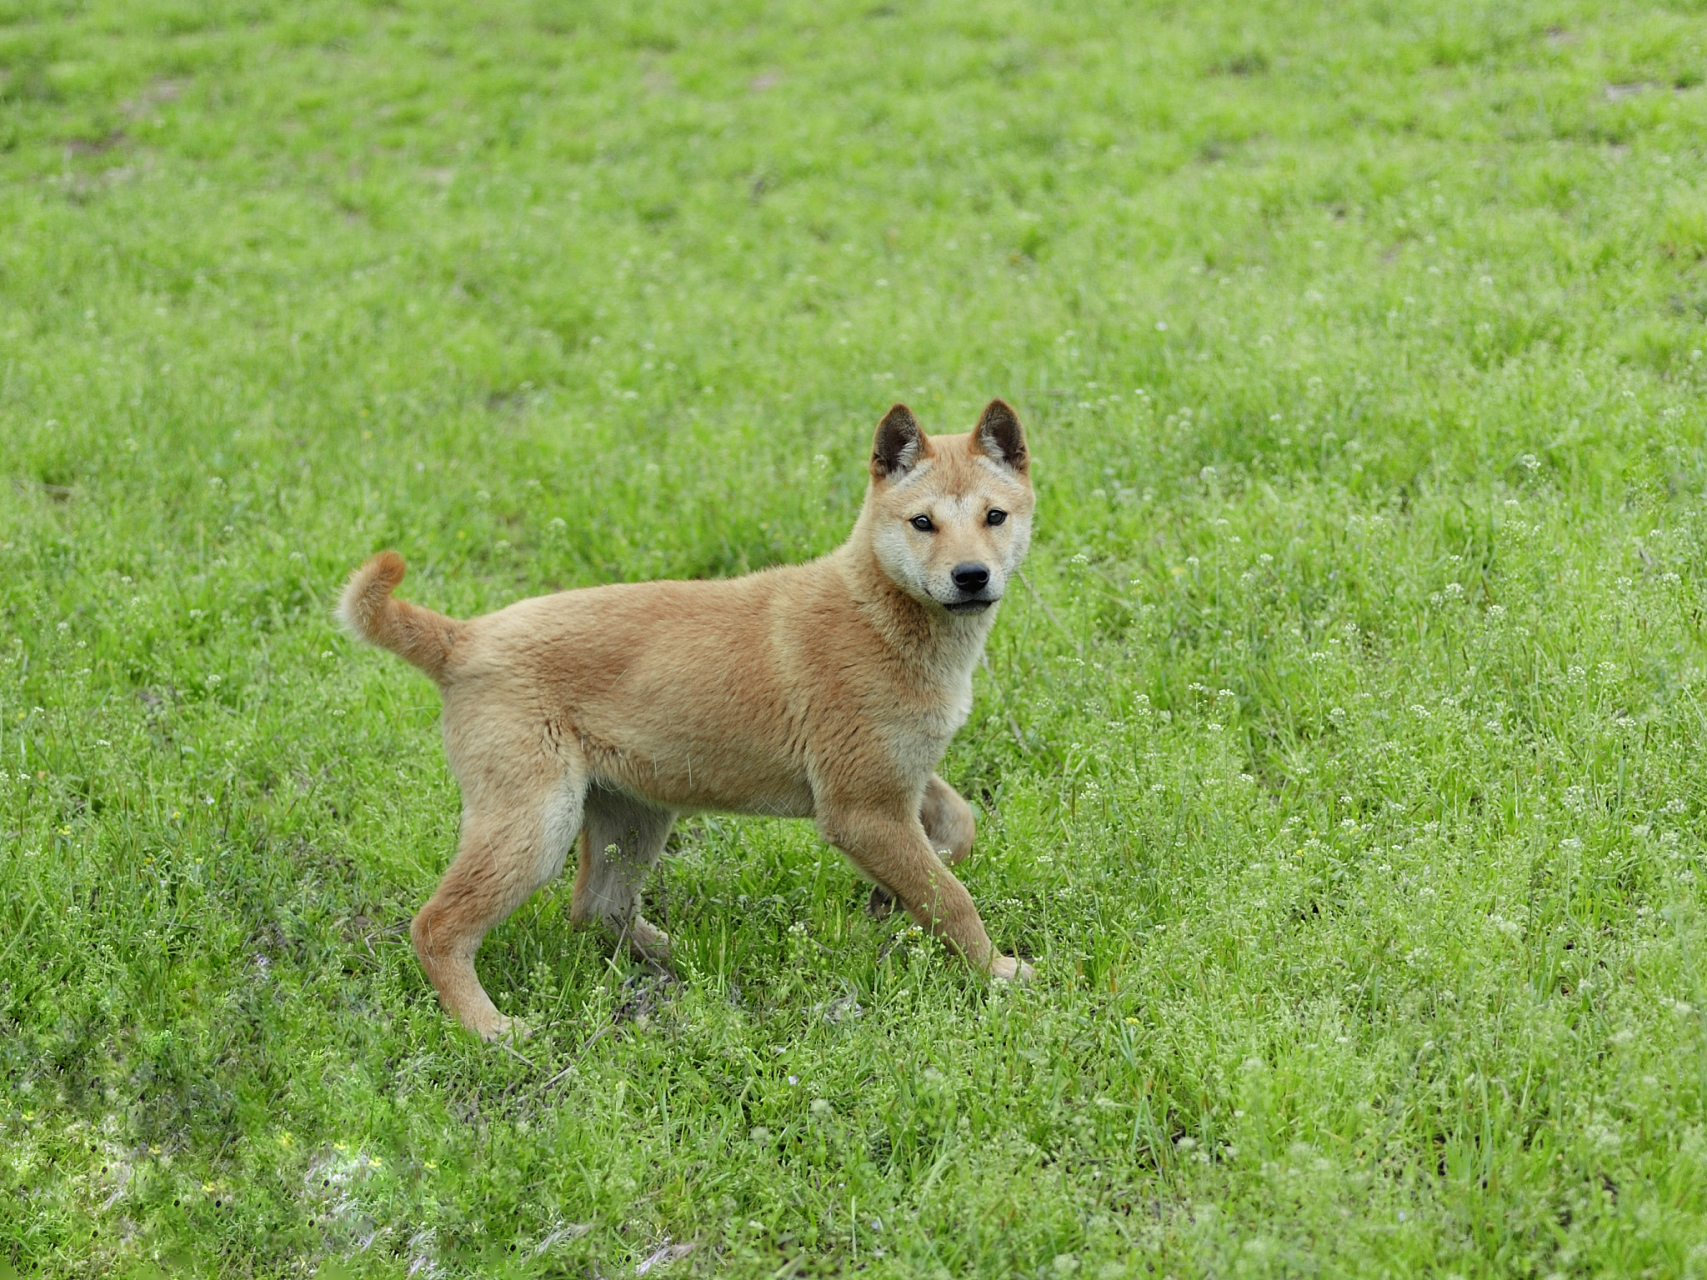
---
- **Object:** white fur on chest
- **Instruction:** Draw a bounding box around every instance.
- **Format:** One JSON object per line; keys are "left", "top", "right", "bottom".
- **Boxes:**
{"left": 883, "top": 647, "right": 980, "bottom": 780}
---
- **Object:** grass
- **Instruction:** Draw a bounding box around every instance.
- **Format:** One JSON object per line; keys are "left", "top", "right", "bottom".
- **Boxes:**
{"left": 4, "top": 0, "right": 1707, "bottom": 1274}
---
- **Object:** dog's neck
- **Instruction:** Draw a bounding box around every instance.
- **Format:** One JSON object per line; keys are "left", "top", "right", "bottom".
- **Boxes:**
{"left": 834, "top": 537, "right": 996, "bottom": 684}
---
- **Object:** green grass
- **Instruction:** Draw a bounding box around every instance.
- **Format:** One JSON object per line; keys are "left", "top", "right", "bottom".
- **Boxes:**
{"left": 5, "top": 0, "right": 1707, "bottom": 1274}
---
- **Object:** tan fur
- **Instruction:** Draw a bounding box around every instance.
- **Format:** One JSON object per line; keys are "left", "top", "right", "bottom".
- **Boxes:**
{"left": 338, "top": 400, "right": 1036, "bottom": 1039}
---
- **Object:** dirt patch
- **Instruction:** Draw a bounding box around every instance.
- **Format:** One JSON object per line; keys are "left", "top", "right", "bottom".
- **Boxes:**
{"left": 121, "top": 78, "right": 187, "bottom": 117}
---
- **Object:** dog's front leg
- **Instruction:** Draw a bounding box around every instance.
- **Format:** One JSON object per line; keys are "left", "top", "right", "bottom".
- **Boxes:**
{"left": 868, "top": 774, "right": 976, "bottom": 919}
{"left": 823, "top": 804, "right": 1031, "bottom": 981}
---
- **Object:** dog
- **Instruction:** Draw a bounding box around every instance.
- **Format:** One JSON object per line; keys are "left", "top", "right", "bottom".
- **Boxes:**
{"left": 338, "top": 400, "right": 1036, "bottom": 1039}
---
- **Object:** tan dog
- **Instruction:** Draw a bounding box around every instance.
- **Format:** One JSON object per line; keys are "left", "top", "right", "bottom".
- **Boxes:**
{"left": 338, "top": 400, "right": 1036, "bottom": 1039}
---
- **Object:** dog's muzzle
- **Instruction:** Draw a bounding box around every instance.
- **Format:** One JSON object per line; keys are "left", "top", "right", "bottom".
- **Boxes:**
{"left": 952, "top": 562, "right": 990, "bottom": 592}
{"left": 943, "top": 562, "right": 997, "bottom": 613}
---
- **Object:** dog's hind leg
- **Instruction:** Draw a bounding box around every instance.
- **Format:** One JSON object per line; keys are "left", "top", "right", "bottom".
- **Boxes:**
{"left": 570, "top": 785, "right": 676, "bottom": 965}
{"left": 868, "top": 773, "right": 976, "bottom": 919}
{"left": 411, "top": 757, "right": 585, "bottom": 1042}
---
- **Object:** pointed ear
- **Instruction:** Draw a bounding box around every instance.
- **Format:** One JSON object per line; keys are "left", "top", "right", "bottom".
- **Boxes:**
{"left": 871, "top": 403, "right": 926, "bottom": 481}
{"left": 972, "top": 399, "right": 1027, "bottom": 472}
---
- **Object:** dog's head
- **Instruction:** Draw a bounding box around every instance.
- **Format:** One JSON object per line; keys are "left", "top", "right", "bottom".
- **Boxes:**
{"left": 862, "top": 399, "right": 1034, "bottom": 615}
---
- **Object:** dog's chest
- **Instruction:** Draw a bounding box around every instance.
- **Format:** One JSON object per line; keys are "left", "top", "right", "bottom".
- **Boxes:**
{"left": 881, "top": 673, "right": 974, "bottom": 776}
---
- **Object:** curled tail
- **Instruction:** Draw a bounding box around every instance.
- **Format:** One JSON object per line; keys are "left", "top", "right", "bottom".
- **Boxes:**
{"left": 336, "top": 551, "right": 462, "bottom": 683}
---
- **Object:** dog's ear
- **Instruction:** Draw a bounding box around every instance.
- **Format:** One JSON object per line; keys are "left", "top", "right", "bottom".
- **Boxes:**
{"left": 871, "top": 403, "right": 926, "bottom": 481}
{"left": 972, "top": 399, "right": 1027, "bottom": 473}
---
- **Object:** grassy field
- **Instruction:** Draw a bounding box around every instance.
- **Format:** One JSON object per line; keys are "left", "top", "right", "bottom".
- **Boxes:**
{"left": 5, "top": 0, "right": 1707, "bottom": 1274}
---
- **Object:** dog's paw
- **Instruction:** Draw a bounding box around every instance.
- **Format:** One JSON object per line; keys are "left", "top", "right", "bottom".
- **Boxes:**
{"left": 628, "top": 916, "right": 673, "bottom": 966}
{"left": 476, "top": 1013, "right": 533, "bottom": 1043}
{"left": 866, "top": 885, "right": 899, "bottom": 919}
{"left": 988, "top": 955, "right": 1035, "bottom": 983}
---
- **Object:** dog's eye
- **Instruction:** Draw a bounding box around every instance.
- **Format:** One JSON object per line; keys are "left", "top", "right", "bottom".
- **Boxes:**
{"left": 909, "top": 515, "right": 935, "bottom": 533}
{"left": 986, "top": 509, "right": 1008, "bottom": 527}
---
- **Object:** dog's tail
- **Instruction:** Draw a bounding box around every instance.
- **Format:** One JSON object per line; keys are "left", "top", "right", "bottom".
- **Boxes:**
{"left": 336, "top": 551, "right": 462, "bottom": 683}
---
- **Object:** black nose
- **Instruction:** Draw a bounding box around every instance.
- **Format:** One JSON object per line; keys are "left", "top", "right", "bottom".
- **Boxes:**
{"left": 951, "top": 563, "right": 990, "bottom": 593}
